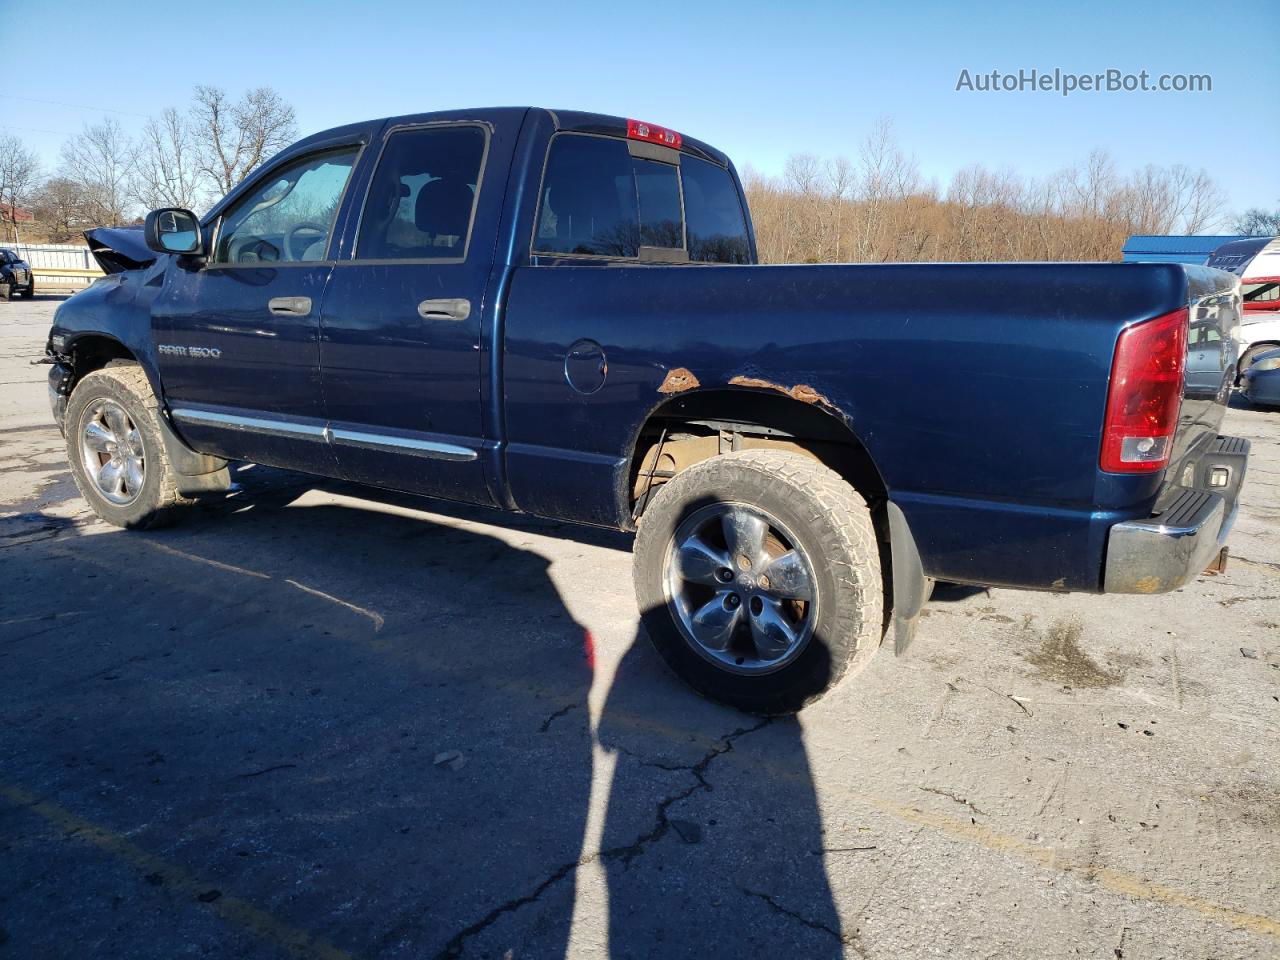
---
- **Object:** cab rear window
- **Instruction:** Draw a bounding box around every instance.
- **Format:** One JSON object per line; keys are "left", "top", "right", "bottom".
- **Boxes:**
{"left": 533, "top": 134, "right": 748, "bottom": 263}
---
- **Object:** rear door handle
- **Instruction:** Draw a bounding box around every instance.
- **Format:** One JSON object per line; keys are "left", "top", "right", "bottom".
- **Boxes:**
{"left": 417, "top": 298, "right": 471, "bottom": 322}
{"left": 268, "top": 296, "right": 312, "bottom": 317}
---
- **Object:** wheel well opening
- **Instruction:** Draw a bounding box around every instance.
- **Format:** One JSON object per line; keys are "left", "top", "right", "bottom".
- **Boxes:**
{"left": 628, "top": 390, "right": 887, "bottom": 520}
{"left": 69, "top": 336, "right": 136, "bottom": 384}
{"left": 1242, "top": 340, "right": 1280, "bottom": 363}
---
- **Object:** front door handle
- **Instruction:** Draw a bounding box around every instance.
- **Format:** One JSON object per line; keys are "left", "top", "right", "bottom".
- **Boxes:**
{"left": 268, "top": 296, "right": 312, "bottom": 317}
{"left": 417, "top": 298, "right": 471, "bottom": 322}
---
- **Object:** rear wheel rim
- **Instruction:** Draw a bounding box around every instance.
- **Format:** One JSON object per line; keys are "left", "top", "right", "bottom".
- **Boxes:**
{"left": 663, "top": 502, "right": 818, "bottom": 675}
{"left": 79, "top": 399, "right": 146, "bottom": 506}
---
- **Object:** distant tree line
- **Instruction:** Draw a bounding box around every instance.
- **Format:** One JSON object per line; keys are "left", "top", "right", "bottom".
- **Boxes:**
{"left": 2, "top": 107, "right": 1274, "bottom": 257}
{"left": 0, "top": 86, "right": 295, "bottom": 243}
{"left": 742, "top": 119, "right": 1247, "bottom": 264}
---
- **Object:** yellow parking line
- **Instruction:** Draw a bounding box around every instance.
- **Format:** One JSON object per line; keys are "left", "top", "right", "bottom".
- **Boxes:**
{"left": 881, "top": 799, "right": 1280, "bottom": 939}
{"left": 0, "top": 784, "right": 360, "bottom": 960}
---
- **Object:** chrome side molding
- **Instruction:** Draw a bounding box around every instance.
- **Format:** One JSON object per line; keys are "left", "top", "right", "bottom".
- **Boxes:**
{"left": 170, "top": 407, "right": 478, "bottom": 462}
{"left": 330, "top": 428, "right": 477, "bottom": 462}
{"left": 171, "top": 407, "right": 327, "bottom": 440}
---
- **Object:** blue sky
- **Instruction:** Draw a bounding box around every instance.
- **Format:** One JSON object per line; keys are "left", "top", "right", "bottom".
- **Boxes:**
{"left": 2, "top": 0, "right": 1277, "bottom": 220}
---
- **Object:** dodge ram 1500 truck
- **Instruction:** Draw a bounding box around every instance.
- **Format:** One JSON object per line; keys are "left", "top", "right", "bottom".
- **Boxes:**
{"left": 43, "top": 107, "right": 1249, "bottom": 713}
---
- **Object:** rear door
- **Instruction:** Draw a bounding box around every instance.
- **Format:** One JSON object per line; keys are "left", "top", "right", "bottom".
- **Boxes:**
{"left": 318, "top": 121, "right": 502, "bottom": 503}
{"left": 155, "top": 145, "right": 360, "bottom": 472}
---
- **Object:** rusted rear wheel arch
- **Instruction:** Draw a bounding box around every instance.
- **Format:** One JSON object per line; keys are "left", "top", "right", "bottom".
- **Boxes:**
{"left": 627, "top": 388, "right": 887, "bottom": 515}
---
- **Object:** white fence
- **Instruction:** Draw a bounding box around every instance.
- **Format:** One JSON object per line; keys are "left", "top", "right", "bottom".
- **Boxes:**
{"left": 1, "top": 242, "right": 102, "bottom": 292}
{"left": 2, "top": 242, "right": 98, "bottom": 271}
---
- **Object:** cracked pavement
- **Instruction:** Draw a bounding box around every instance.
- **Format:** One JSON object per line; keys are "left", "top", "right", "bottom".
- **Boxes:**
{"left": 2, "top": 296, "right": 1278, "bottom": 958}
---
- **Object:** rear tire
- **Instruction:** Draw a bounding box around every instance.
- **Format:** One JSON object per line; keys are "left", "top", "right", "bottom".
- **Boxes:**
{"left": 65, "top": 360, "right": 191, "bottom": 529}
{"left": 633, "top": 449, "right": 883, "bottom": 714}
{"left": 17, "top": 284, "right": 34, "bottom": 299}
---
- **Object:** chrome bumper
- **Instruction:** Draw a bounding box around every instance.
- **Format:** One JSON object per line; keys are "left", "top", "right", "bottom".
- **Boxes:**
{"left": 1104, "top": 436, "right": 1248, "bottom": 594}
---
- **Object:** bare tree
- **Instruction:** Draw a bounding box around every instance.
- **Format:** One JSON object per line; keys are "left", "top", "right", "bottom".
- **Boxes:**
{"left": 60, "top": 119, "right": 136, "bottom": 226}
{"left": 134, "top": 108, "right": 203, "bottom": 212}
{"left": 192, "top": 85, "right": 297, "bottom": 195}
{"left": 743, "top": 119, "right": 1230, "bottom": 266}
{"left": 29, "top": 178, "right": 92, "bottom": 243}
{"left": 1232, "top": 206, "right": 1280, "bottom": 237}
{"left": 0, "top": 133, "right": 41, "bottom": 242}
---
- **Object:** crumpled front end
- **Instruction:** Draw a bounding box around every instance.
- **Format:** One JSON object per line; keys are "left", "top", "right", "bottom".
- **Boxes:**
{"left": 84, "top": 226, "right": 157, "bottom": 275}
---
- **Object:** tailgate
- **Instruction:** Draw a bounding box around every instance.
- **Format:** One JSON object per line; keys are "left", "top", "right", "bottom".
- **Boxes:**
{"left": 1169, "top": 265, "right": 1242, "bottom": 480}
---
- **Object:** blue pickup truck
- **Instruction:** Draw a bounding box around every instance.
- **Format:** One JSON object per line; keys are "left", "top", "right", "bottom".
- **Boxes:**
{"left": 44, "top": 107, "right": 1249, "bottom": 712}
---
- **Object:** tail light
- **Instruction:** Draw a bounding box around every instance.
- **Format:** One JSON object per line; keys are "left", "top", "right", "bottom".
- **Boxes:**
{"left": 627, "top": 118, "right": 682, "bottom": 150}
{"left": 1100, "top": 307, "right": 1187, "bottom": 473}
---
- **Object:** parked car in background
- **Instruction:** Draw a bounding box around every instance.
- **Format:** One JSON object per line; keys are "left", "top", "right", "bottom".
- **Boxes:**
{"left": 1207, "top": 236, "right": 1280, "bottom": 377}
{"left": 0, "top": 248, "right": 34, "bottom": 300}
{"left": 1240, "top": 347, "right": 1280, "bottom": 407}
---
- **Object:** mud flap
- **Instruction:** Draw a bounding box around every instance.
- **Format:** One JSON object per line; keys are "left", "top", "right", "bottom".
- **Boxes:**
{"left": 159, "top": 410, "right": 231, "bottom": 496}
{"left": 887, "top": 501, "right": 933, "bottom": 655}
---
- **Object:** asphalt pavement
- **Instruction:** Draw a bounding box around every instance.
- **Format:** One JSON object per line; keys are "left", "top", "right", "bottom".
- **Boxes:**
{"left": 2, "top": 295, "right": 1278, "bottom": 959}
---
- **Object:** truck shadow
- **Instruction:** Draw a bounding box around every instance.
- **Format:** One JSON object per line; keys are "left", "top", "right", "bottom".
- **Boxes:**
{"left": 0, "top": 471, "right": 842, "bottom": 957}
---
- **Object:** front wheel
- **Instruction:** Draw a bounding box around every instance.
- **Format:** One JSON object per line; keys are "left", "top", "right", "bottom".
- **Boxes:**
{"left": 65, "top": 361, "right": 191, "bottom": 529}
{"left": 633, "top": 450, "right": 884, "bottom": 714}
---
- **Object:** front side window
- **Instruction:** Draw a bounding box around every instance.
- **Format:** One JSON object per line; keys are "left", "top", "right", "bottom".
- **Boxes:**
{"left": 214, "top": 147, "right": 358, "bottom": 264}
{"left": 682, "top": 156, "right": 751, "bottom": 264}
{"left": 357, "top": 126, "right": 487, "bottom": 260}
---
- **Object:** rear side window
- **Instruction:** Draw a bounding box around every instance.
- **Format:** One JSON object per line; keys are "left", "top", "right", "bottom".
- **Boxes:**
{"left": 1244, "top": 281, "right": 1279, "bottom": 304}
{"left": 682, "top": 156, "right": 751, "bottom": 264}
{"left": 534, "top": 135, "right": 684, "bottom": 258}
{"left": 534, "top": 134, "right": 749, "bottom": 263}
{"left": 357, "top": 125, "right": 487, "bottom": 260}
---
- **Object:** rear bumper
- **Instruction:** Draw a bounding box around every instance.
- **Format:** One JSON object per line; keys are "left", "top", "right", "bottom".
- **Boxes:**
{"left": 1104, "top": 435, "right": 1248, "bottom": 594}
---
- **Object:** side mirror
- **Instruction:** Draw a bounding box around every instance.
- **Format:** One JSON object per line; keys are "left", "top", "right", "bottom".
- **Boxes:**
{"left": 143, "top": 208, "right": 204, "bottom": 256}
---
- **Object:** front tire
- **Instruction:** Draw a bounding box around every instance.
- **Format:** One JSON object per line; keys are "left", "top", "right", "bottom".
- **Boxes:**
{"left": 65, "top": 361, "right": 190, "bottom": 529}
{"left": 633, "top": 449, "right": 883, "bottom": 714}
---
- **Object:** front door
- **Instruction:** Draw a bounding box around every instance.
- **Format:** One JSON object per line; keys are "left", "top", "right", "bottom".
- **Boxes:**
{"left": 318, "top": 123, "right": 496, "bottom": 503}
{"left": 154, "top": 146, "right": 360, "bottom": 473}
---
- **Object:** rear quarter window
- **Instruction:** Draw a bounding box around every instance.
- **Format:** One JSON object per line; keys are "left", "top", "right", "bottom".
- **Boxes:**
{"left": 533, "top": 133, "right": 750, "bottom": 264}
{"left": 682, "top": 156, "right": 751, "bottom": 264}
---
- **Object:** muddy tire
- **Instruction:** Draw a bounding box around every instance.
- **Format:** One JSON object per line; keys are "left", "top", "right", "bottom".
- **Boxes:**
{"left": 65, "top": 360, "right": 191, "bottom": 529}
{"left": 633, "top": 449, "right": 883, "bottom": 714}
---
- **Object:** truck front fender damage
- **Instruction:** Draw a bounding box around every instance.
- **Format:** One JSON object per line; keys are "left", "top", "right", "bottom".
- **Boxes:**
{"left": 84, "top": 227, "right": 157, "bottom": 275}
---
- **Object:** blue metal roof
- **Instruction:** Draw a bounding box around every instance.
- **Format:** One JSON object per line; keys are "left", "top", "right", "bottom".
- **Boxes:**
{"left": 1122, "top": 235, "right": 1251, "bottom": 265}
